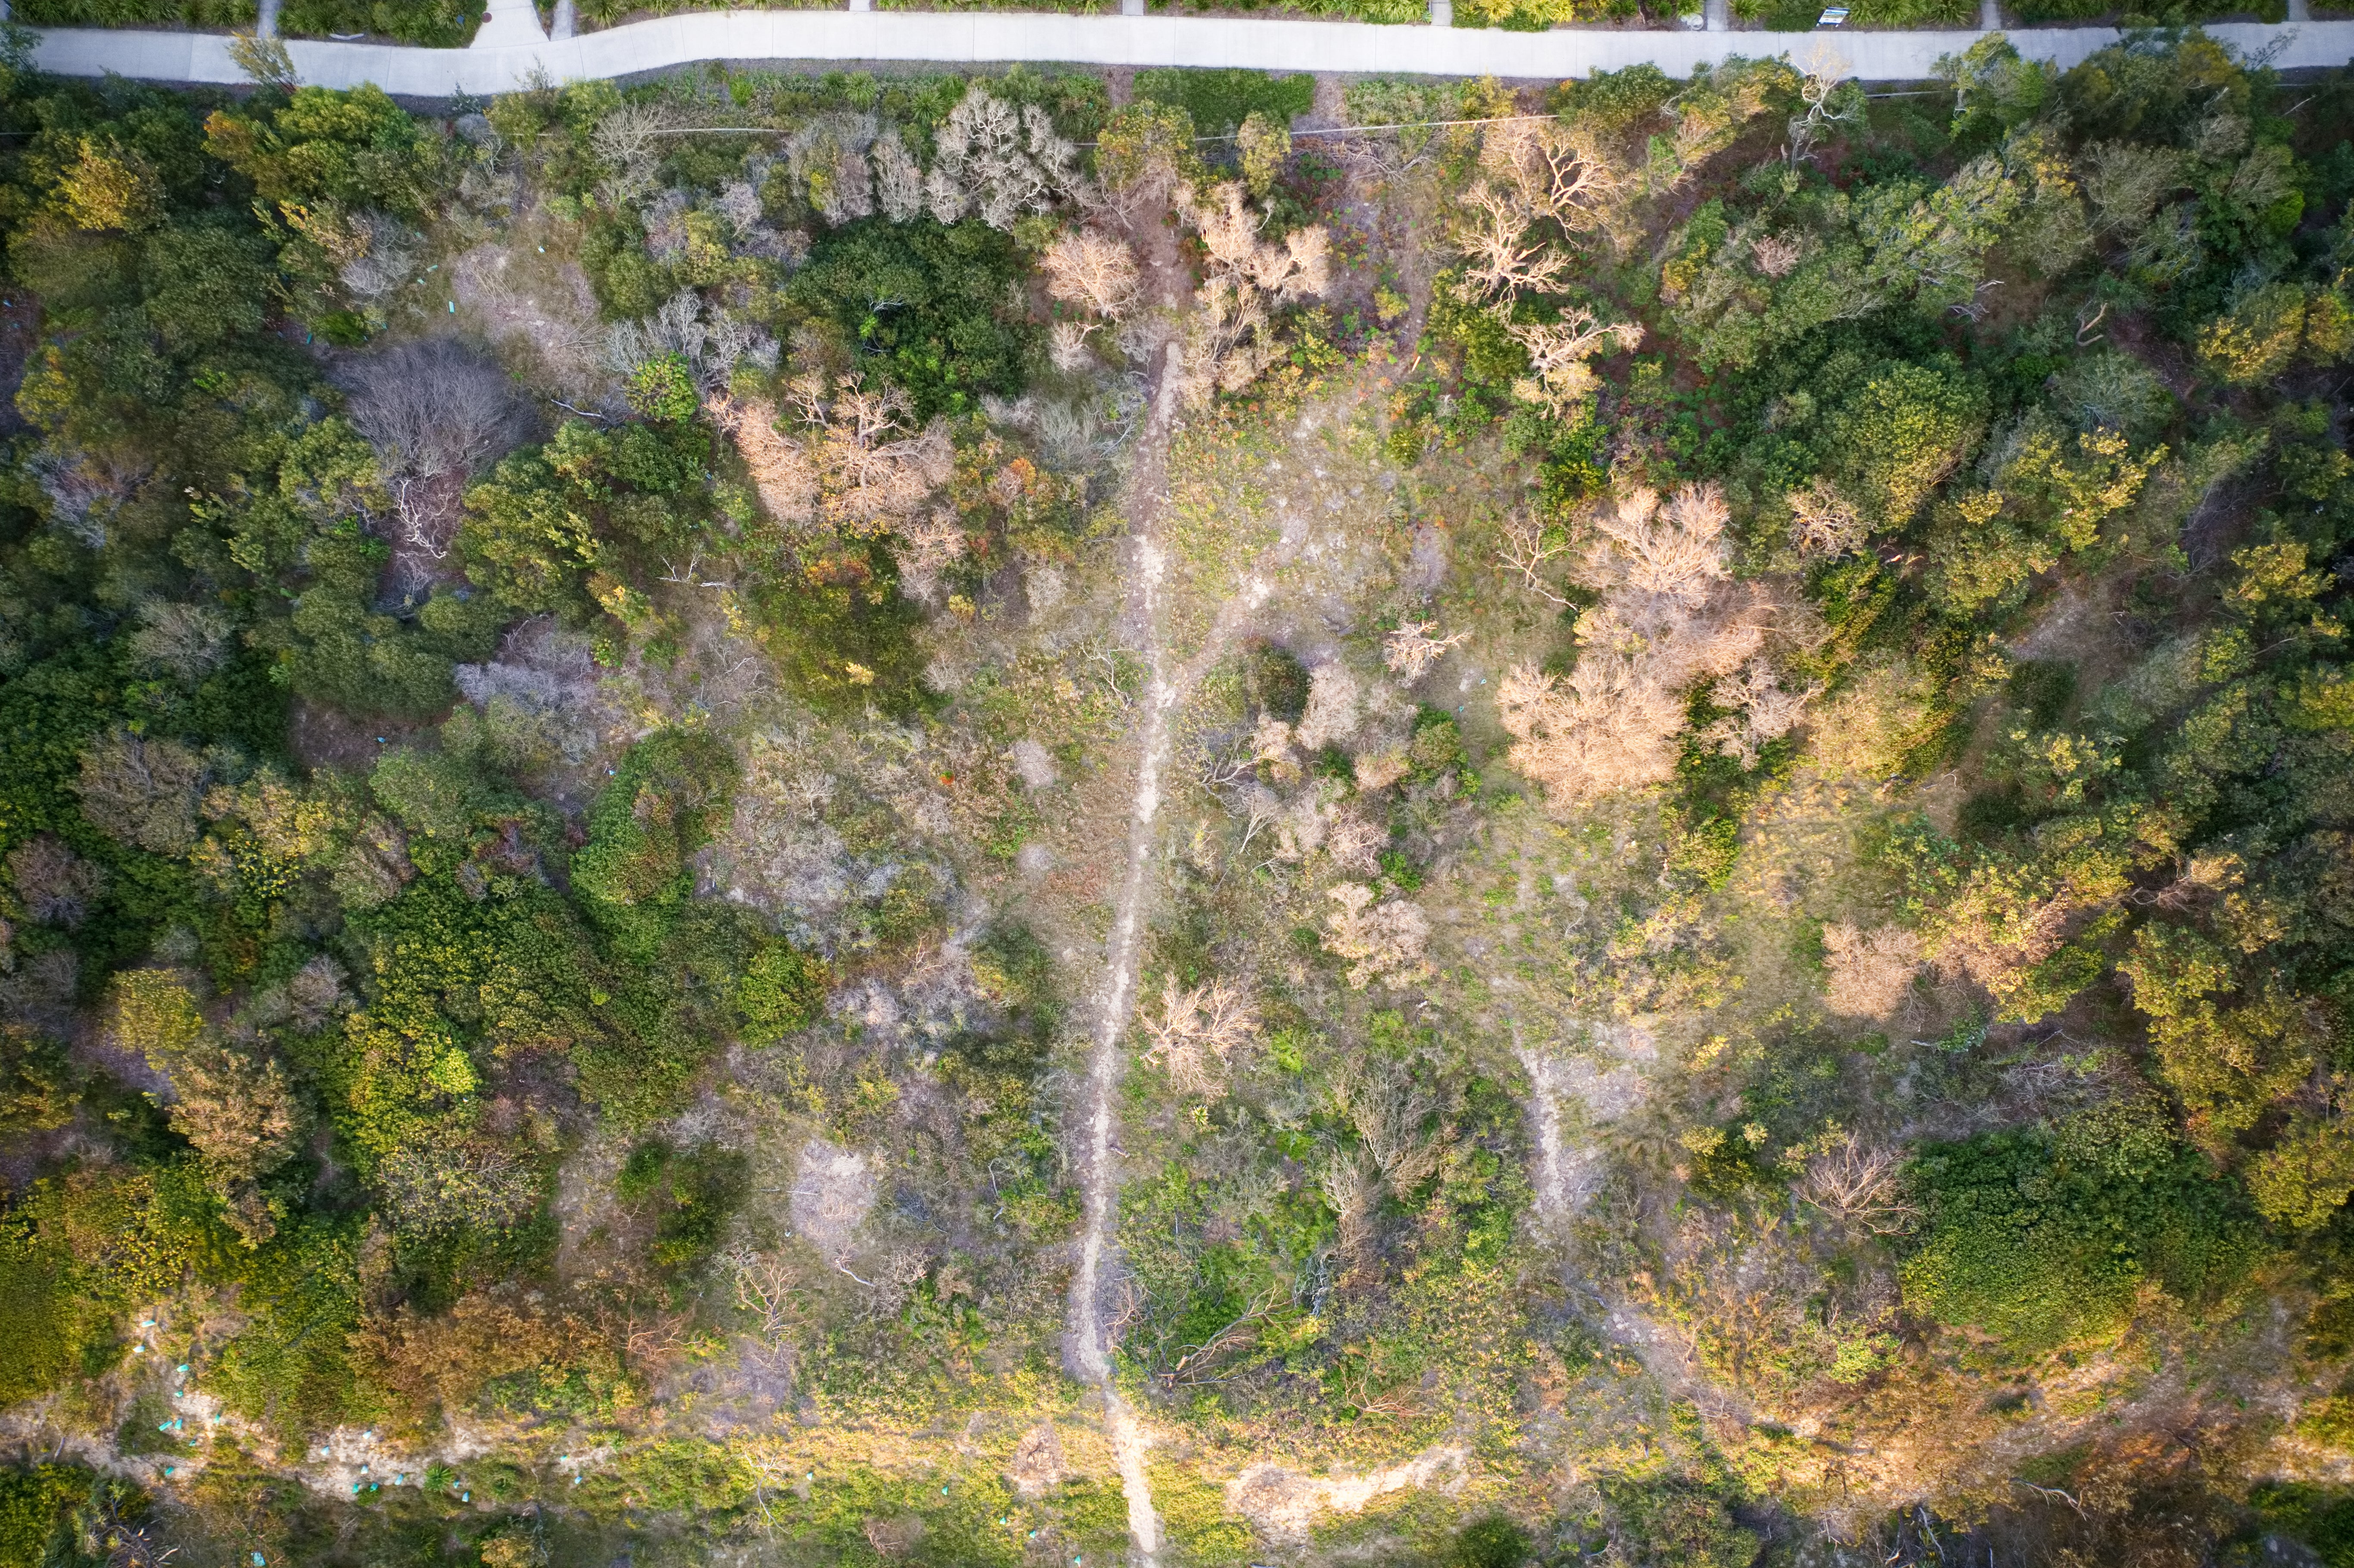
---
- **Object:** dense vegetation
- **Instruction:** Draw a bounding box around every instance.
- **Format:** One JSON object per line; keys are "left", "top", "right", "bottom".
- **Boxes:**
{"left": 8, "top": 27, "right": 2354, "bottom": 1568}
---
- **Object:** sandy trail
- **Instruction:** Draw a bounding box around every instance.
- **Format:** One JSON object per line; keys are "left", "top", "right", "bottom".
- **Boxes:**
{"left": 1060, "top": 351, "right": 1408, "bottom": 1564}
{"left": 1062, "top": 338, "right": 1192, "bottom": 1567}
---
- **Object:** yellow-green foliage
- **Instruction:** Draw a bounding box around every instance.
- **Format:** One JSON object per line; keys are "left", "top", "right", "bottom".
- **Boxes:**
{"left": 1146, "top": 1461, "right": 1257, "bottom": 1565}
{"left": 0, "top": 1463, "right": 85, "bottom": 1568}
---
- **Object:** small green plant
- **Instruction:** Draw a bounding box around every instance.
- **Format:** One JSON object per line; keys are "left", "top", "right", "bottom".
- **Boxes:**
{"left": 1454, "top": 1515, "right": 1531, "bottom": 1567}
{"left": 625, "top": 355, "right": 701, "bottom": 423}
{"left": 738, "top": 941, "right": 827, "bottom": 1037}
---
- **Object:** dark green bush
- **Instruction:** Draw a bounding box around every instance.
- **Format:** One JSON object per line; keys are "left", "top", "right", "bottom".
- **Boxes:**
{"left": 571, "top": 731, "right": 737, "bottom": 964}
{"left": 1902, "top": 1111, "right": 2269, "bottom": 1355}
{"left": 278, "top": 0, "right": 481, "bottom": 42}
{"left": 0, "top": 1462, "right": 85, "bottom": 1568}
{"left": 11, "top": 0, "right": 252, "bottom": 24}
{"left": 1133, "top": 70, "right": 1314, "bottom": 137}
{"left": 737, "top": 940, "right": 827, "bottom": 1037}
{"left": 787, "top": 217, "right": 1032, "bottom": 422}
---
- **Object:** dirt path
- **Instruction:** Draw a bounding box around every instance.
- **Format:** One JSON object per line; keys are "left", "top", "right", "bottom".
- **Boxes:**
{"left": 1518, "top": 1028, "right": 1750, "bottom": 1427}
{"left": 1062, "top": 337, "right": 1192, "bottom": 1568}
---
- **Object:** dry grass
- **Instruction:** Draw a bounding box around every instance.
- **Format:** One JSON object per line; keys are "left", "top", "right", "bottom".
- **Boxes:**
{"left": 1821, "top": 921, "right": 1925, "bottom": 1019}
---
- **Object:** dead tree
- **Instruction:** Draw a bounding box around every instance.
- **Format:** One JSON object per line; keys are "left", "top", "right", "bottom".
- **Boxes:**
{"left": 342, "top": 339, "right": 532, "bottom": 590}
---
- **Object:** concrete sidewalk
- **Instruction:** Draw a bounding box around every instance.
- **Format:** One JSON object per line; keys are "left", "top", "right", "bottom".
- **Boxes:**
{"left": 27, "top": 9, "right": 2354, "bottom": 93}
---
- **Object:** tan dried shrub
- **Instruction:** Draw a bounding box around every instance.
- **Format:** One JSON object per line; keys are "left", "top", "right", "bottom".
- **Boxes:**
{"left": 1820, "top": 921, "right": 1924, "bottom": 1017}
{"left": 354, "top": 1287, "right": 621, "bottom": 1436}
{"left": 707, "top": 394, "right": 818, "bottom": 526}
{"left": 1293, "top": 663, "right": 1362, "bottom": 752}
{"left": 1807, "top": 657, "right": 1941, "bottom": 781}
{"left": 1498, "top": 483, "right": 1776, "bottom": 808}
{"left": 1141, "top": 976, "right": 1259, "bottom": 1095}
{"left": 709, "top": 376, "right": 951, "bottom": 538}
{"left": 1322, "top": 883, "right": 1432, "bottom": 989}
{"left": 1041, "top": 228, "right": 1140, "bottom": 320}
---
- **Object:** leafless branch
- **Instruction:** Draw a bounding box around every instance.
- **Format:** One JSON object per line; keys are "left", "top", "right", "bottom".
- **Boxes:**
{"left": 1498, "top": 510, "right": 1571, "bottom": 604}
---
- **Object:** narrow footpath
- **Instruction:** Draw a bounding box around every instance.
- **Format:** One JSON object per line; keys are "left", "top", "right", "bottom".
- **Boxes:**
{"left": 1061, "top": 338, "right": 1191, "bottom": 1568}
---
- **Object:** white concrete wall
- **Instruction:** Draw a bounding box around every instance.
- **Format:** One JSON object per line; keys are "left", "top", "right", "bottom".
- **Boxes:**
{"left": 28, "top": 10, "right": 2354, "bottom": 93}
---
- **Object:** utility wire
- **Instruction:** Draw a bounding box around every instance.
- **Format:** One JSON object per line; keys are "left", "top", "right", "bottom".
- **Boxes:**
{"left": 637, "top": 93, "right": 1956, "bottom": 148}
{"left": 641, "top": 110, "right": 1563, "bottom": 143}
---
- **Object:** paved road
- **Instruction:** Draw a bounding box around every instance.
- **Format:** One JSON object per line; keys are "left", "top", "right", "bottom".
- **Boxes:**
{"left": 26, "top": 7, "right": 2354, "bottom": 92}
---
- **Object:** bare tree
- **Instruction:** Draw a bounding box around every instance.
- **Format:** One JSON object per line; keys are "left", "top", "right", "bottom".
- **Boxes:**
{"left": 871, "top": 128, "right": 925, "bottom": 222}
{"left": 2080, "top": 141, "right": 2187, "bottom": 235}
{"left": 1315, "top": 1062, "right": 1445, "bottom": 1279}
{"left": 709, "top": 374, "right": 947, "bottom": 538}
{"left": 1592, "top": 482, "right": 1733, "bottom": 604}
{"left": 1799, "top": 1132, "right": 1919, "bottom": 1234}
{"left": 1140, "top": 975, "right": 1259, "bottom": 1096}
{"left": 1787, "top": 478, "right": 1866, "bottom": 558}
{"left": 1786, "top": 47, "right": 1862, "bottom": 167}
{"left": 1750, "top": 231, "right": 1803, "bottom": 278}
{"left": 728, "top": 1248, "right": 801, "bottom": 1343}
{"left": 128, "top": 600, "right": 234, "bottom": 681}
{"left": 75, "top": 730, "right": 206, "bottom": 856}
{"left": 1047, "top": 320, "right": 1098, "bottom": 373}
{"left": 925, "top": 84, "right": 1083, "bottom": 230}
{"left": 1317, "top": 1148, "right": 1382, "bottom": 1272}
{"left": 1705, "top": 658, "right": 1817, "bottom": 768}
{"left": 6, "top": 834, "right": 104, "bottom": 927}
{"left": 888, "top": 509, "right": 968, "bottom": 605}
{"left": 1177, "top": 182, "right": 1335, "bottom": 401}
{"left": 1324, "top": 806, "right": 1386, "bottom": 874}
{"left": 1506, "top": 307, "right": 1643, "bottom": 413}
{"left": 1383, "top": 620, "right": 1468, "bottom": 681}
{"left": 1498, "top": 511, "right": 1571, "bottom": 604}
{"left": 1340, "top": 1061, "right": 1443, "bottom": 1188}
{"left": 1486, "top": 117, "right": 1621, "bottom": 233}
{"left": 603, "top": 289, "right": 778, "bottom": 392}
{"left": 1497, "top": 484, "right": 1775, "bottom": 809}
{"left": 343, "top": 339, "right": 532, "bottom": 576}
{"left": 1457, "top": 118, "right": 1623, "bottom": 305}
{"left": 1041, "top": 228, "right": 1141, "bottom": 322}
{"left": 786, "top": 111, "right": 877, "bottom": 225}
{"left": 1193, "top": 182, "right": 1331, "bottom": 302}
{"left": 26, "top": 443, "right": 145, "bottom": 548}
{"left": 1457, "top": 180, "right": 1572, "bottom": 302}
{"left": 591, "top": 100, "right": 672, "bottom": 208}
{"left": 1293, "top": 661, "right": 1361, "bottom": 752}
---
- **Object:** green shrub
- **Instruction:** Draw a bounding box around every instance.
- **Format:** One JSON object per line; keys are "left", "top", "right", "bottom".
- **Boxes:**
{"left": 571, "top": 732, "right": 737, "bottom": 964}
{"left": 1454, "top": 1515, "right": 1532, "bottom": 1567}
{"left": 625, "top": 354, "right": 700, "bottom": 423}
{"left": 1553, "top": 64, "right": 1681, "bottom": 126}
{"left": 10, "top": 0, "right": 250, "bottom": 23}
{"left": 1902, "top": 1113, "right": 2268, "bottom": 1355}
{"left": 278, "top": 0, "right": 480, "bottom": 42}
{"left": 747, "top": 539, "right": 933, "bottom": 717}
{"left": 737, "top": 940, "right": 827, "bottom": 1037}
{"left": 614, "top": 1141, "right": 747, "bottom": 1273}
{"left": 1601, "top": 1479, "right": 1759, "bottom": 1568}
{"left": 787, "top": 217, "right": 1032, "bottom": 422}
{"left": 1238, "top": 639, "right": 1311, "bottom": 723}
{"left": 1132, "top": 70, "right": 1314, "bottom": 137}
{"left": 0, "top": 1464, "right": 85, "bottom": 1568}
